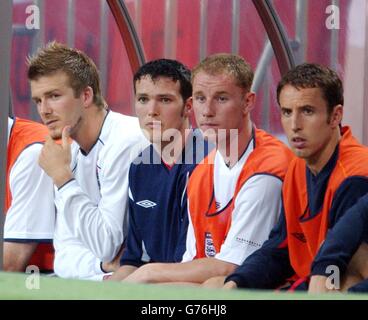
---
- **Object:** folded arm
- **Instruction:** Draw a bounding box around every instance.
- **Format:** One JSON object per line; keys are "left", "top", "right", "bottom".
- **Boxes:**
{"left": 122, "top": 257, "right": 237, "bottom": 284}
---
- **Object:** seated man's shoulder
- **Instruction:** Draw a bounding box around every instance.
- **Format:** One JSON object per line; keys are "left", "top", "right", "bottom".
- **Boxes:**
{"left": 103, "top": 111, "right": 147, "bottom": 151}
{"left": 183, "top": 129, "right": 214, "bottom": 165}
{"left": 108, "top": 112, "right": 141, "bottom": 136}
{"left": 130, "top": 144, "right": 155, "bottom": 169}
{"left": 19, "top": 142, "right": 43, "bottom": 159}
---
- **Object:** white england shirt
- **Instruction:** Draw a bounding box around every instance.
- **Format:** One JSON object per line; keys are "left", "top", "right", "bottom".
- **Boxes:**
{"left": 53, "top": 110, "right": 147, "bottom": 280}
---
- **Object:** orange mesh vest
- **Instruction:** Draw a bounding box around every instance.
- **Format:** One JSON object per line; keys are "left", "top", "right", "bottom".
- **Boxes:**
{"left": 6, "top": 118, "right": 54, "bottom": 271}
{"left": 284, "top": 126, "right": 368, "bottom": 278}
{"left": 187, "top": 128, "right": 294, "bottom": 259}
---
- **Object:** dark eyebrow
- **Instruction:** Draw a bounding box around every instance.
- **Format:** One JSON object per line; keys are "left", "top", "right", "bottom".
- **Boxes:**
{"left": 136, "top": 93, "right": 176, "bottom": 98}
{"left": 280, "top": 107, "right": 292, "bottom": 112}
{"left": 44, "top": 90, "right": 60, "bottom": 96}
{"left": 31, "top": 89, "right": 59, "bottom": 101}
{"left": 157, "top": 93, "right": 176, "bottom": 98}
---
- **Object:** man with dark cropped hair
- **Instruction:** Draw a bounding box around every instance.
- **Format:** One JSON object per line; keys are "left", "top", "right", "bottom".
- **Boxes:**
{"left": 224, "top": 63, "right": 368, "bottom": 291}
{"left": 109, "top": 59, "right": 211, "bottom": 281}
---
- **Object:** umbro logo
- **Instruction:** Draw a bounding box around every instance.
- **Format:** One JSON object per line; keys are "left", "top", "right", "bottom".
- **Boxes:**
{"left": 291, "top": 232, "right": 307, "bottom": 243}
{"left": 136, "top": 200, "right": 157, "bottom": 208}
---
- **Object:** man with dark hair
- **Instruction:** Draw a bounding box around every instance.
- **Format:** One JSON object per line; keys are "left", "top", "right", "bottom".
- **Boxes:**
{"left": 28, "top": 41, "right": 146, "bottom": 280}
{"left": 114, "top": 53, "right": 293, "bottom": 285}
{"left": 224, "top": 63, "right": 368, "bottom": 291}
{"left": 109, "top": 59, "right": 211, "bottom": 281}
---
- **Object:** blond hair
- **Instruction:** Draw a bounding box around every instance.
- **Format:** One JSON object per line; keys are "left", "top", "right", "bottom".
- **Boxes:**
{"left": 192, "top": 53, "right": 254, "bottom": 91}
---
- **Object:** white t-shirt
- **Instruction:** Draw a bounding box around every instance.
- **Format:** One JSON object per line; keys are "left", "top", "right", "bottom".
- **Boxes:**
{"left": 4, "top": 118, "right": 55, "bottom": 241}
{"left": 53, "top": 110, "right": 147, "bottom": 280}
{"left": 183, "top": 139, "right": 283, "bottom": 266}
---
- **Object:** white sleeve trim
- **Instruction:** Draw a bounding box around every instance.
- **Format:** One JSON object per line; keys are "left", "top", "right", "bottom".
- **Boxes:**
{"left": 181, "top": 199, "right": 197, "bottom": 262}
{"left": 128, "top": 187, "right": 134, "bottom": 201}
{"left": 4, "top": 232, "right": 53, "bottom": 240}
{"left": 215, "top": 174, "right": 282, "bottom": 265}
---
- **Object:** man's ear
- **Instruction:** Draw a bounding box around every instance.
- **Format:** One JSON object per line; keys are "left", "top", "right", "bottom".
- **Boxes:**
{"left": 183, "top": 97, "right": 193, "bottom": 118}
{"left": 242, "top": 91, "right": 256, "bottom": 114}
{"left": 81, "top": 86, "right": 94, "bottom": 108}
{"left": 329, "top": 104, "right": 343, "bottom": 128}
